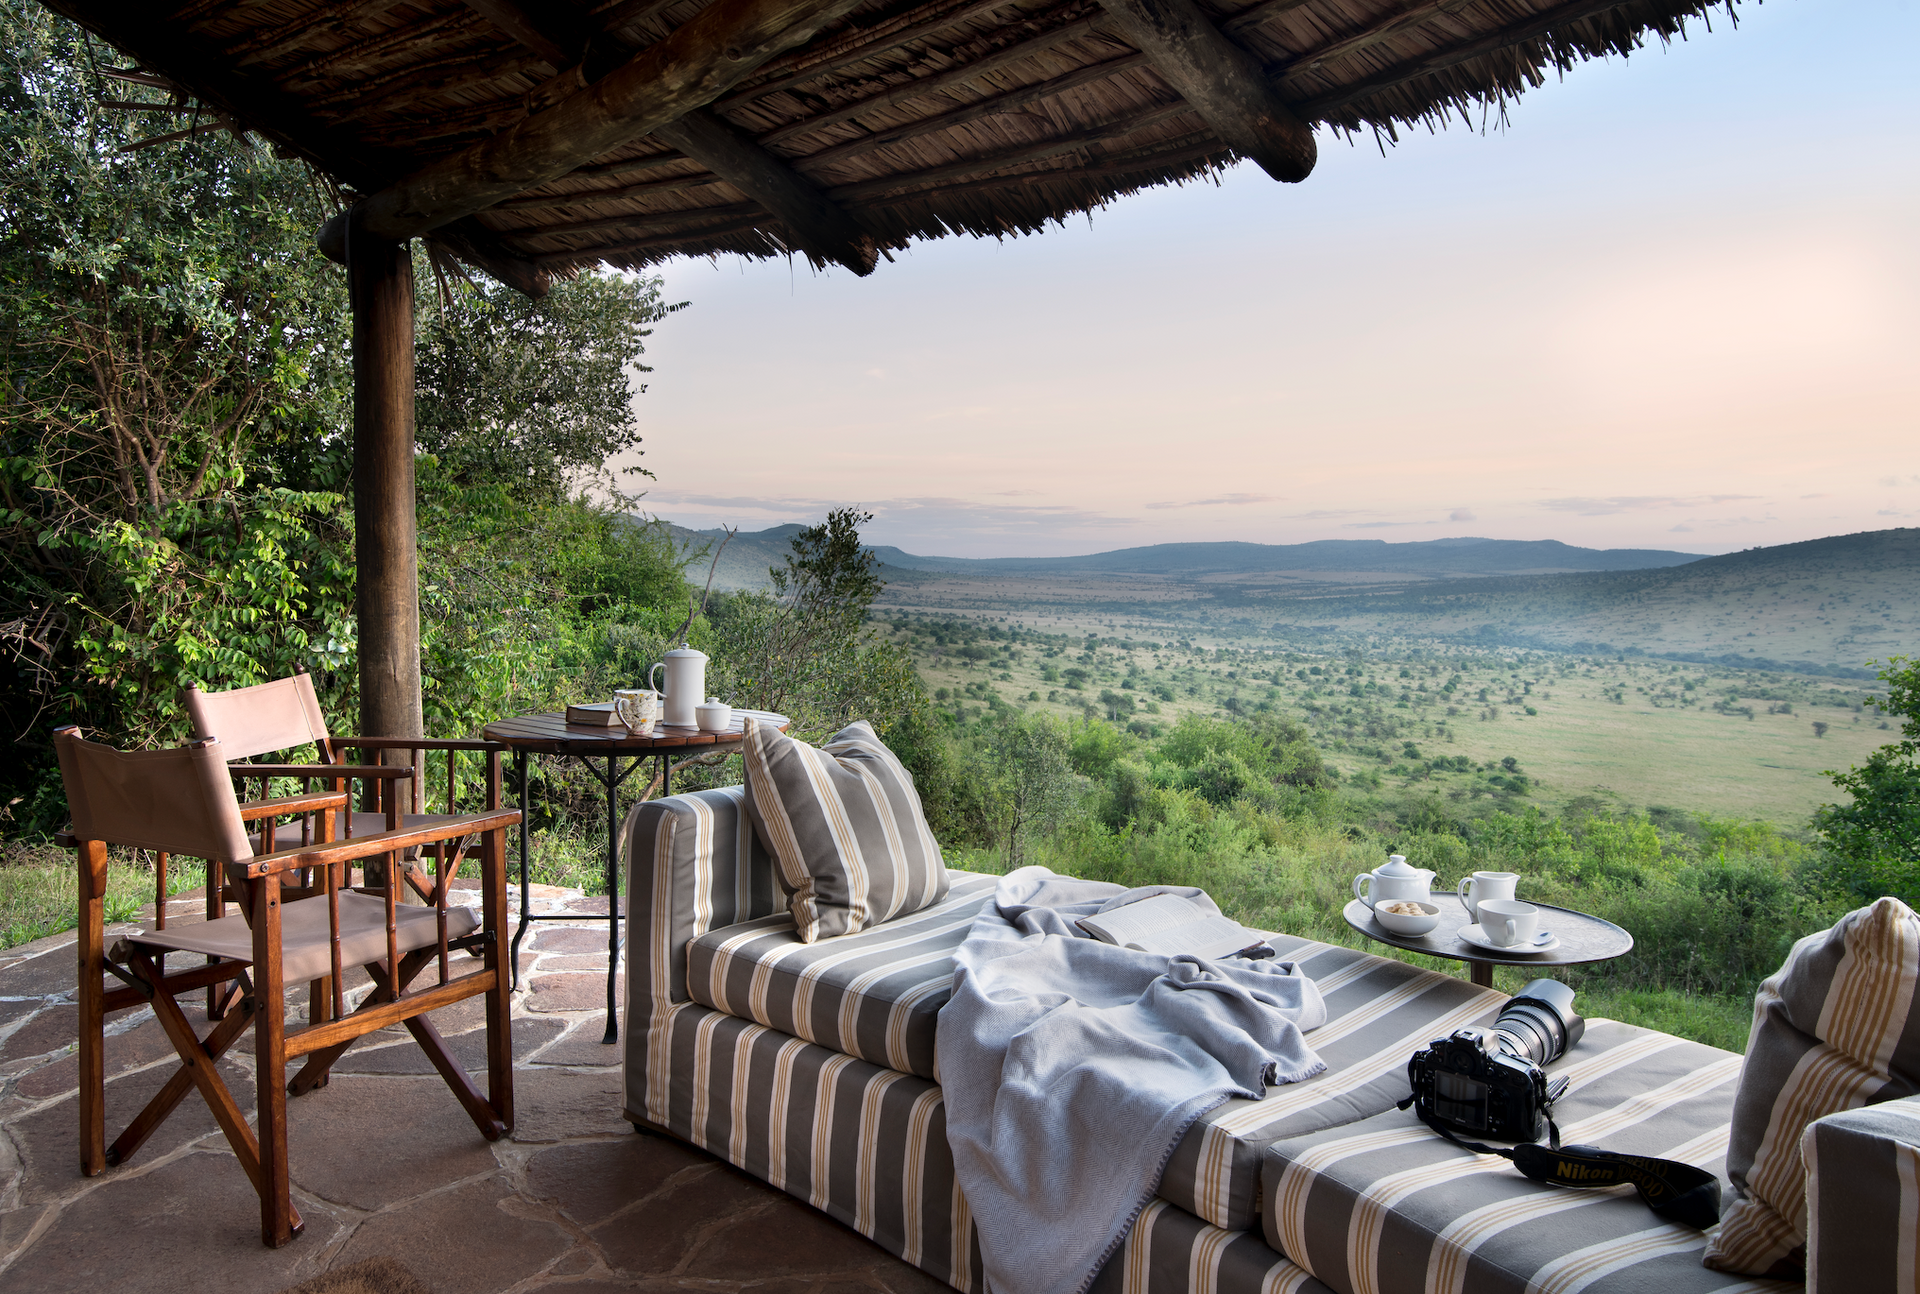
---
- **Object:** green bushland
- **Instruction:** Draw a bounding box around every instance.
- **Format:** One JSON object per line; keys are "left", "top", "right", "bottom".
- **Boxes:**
{"left": 933, "top": 714, "right": 1835, "bottom": 1052}
{"left": 907, "top": 620, "right": 1920, "bottom": 1053}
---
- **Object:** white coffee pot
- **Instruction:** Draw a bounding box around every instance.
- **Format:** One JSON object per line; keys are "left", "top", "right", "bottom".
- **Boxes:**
{"left": 1352, "top": 855, "right": 1436, "bottom": 910}
{"left": 648, "top": 647, "right": 708, "bottom": 728}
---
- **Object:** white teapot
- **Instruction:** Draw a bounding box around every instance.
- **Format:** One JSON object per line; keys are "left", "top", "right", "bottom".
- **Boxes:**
{"left": 1352, "top": 855, "right": 1436, "bottom": 910}
{"left": 648, "top": 646, "right": 708, "bottom": 728}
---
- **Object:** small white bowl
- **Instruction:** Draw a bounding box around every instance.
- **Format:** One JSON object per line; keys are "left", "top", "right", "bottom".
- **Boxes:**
{"left": 1372, "top": 900, "right": 1441, "bottom": 936}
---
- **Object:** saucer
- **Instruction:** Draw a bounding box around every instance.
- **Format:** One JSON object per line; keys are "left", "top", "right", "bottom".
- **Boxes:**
{"left": 1457, "top": 924, "right": 1560, "bottom": 955}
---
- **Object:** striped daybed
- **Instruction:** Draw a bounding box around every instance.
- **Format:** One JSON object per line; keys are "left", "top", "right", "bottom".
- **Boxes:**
{"left": 621, "top": 788, "right": 1892, "bottom": 1294}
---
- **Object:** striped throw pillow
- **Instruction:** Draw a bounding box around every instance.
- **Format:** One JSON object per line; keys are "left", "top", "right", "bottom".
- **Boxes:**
{"left": 740, "top": 717, "right": 949, "bottom": 943}
{"left": 1705, "top": 896, "right": 1920, "bottom": 1277}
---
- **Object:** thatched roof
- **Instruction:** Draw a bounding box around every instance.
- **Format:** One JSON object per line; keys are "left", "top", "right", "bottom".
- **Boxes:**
{"left": 45, "top": 0, "right": 1739, "bottom": 292}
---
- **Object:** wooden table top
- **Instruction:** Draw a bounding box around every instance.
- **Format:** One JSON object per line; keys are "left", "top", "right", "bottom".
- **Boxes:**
{"left": 482, "top": 708, "right": 790, "bottom": 755}
{"left": 1342, "top": 893, "right": 1633, "bottom": 972}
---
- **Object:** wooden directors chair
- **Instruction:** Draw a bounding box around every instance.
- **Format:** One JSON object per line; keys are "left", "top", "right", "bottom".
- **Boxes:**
{"left": 54, "top": 726, "right": 519, "bottom": 1247}
{"left": 184, "top": 670, "right": 510, "bottom": 1019}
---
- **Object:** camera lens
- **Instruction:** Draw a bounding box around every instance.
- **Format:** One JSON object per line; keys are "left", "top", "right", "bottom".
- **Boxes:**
{"left": 1492, "top": 979, "right": 1585, "bottom": 1067}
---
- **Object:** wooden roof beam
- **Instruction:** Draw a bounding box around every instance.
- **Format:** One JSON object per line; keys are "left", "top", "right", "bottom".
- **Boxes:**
{"left": 459, "top": 0, "right": 580, "bottom": 67}
{"left": 654, "top": 109, "right": 878, "bottom": 274}
{"left": 1092, "top": 0, "right": 1314, "bottom": 182}
{"left": 460, "top": 0, "right": 879, "bottom": 272}
{"left": 334, "top": 0, "right": 874, "bottom": 243}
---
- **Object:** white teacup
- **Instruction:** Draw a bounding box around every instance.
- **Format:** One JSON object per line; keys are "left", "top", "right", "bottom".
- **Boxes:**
{"left": 1458, "top": 870, "right": 1518, "bottom": 921}
{"left": 1476, "top": 899, "right": 1538, "bottom": 948}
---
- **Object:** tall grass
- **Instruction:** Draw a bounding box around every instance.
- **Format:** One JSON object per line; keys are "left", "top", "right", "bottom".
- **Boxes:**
{"left": 0, "top": 841, "right": 207, "bottom": 947}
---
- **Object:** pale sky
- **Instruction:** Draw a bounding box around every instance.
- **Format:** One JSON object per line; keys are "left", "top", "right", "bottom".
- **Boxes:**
{"left": 624, "top": 0, "right": 1920, "bottom": 559}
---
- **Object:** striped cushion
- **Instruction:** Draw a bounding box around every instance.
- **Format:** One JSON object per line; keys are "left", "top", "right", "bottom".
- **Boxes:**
{"left": 1262, "top": 1020, "right": 1791, "bottom": 1294}
{"left": 1706, "top": 897, "right": 1920, "bottom": 1277}
{"left": 1803, "top": 1093, "right": 1920, "bottom": 1289}
{"left": 1090, "top": 1199, "right": 1337, "bottom": 1294}
{"left": 686, "top": 870, "right": 999, "bottom": 1079}
{"left": 743, "top": 717, "right": 950, "bottom": 943}
{"left": 626, "top": 998, "right": 1339, "bottom": 1294}
{"left": 1157, "top": 935, "right": 1506, "bottom": 1231}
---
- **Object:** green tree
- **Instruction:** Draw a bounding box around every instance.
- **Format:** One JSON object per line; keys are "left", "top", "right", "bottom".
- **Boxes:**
{"left": 979, "top": 713, "right": 1082, "bottom": 867}
{"left": 705, "top": 509, "right": 921, "bottom": 743}
{"left": 0, "top": 0, "right": 353, "bottom": 785}
{"left": 414, "top": 273, "right": 684, "bottom": 502}
{"left": 1815, "top": 656, "right": 1920, "bottom": 900}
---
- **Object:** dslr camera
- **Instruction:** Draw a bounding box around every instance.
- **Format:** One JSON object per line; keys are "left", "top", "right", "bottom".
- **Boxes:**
{"left": 1405, "top": 980, "right": 1585, "bottom": 1142}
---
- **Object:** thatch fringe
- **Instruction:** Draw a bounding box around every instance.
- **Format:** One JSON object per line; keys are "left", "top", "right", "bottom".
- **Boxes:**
{"left": 69, "top": 0, "right": 1744, "bottom": 277}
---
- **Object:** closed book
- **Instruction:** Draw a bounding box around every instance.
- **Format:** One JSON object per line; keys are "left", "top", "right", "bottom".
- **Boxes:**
{"left": 565, "top": 702, "right": 623, "bottom": 726}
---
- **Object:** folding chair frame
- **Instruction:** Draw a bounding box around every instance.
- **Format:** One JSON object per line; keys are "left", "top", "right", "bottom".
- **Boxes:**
{"left": 65, "top": 748, "right": 519, "bottom": 1247}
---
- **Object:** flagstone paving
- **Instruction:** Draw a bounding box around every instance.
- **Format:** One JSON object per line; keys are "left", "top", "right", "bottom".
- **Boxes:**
{"left": 0, "top": 885, "right": 947, "bottom": 1294}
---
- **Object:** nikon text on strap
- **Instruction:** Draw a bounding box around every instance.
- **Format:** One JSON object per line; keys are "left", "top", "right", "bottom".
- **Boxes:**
{"left": 1396, "top": 1096, "right": 1722, "bottom": 1231}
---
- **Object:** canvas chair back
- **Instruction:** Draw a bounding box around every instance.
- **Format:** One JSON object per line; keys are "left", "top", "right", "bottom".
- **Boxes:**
{"left": 54, "top": 729, "right": 252, "bottom": 865}
{"left": 185, "top": 673, "right": 333, "bottom": 760}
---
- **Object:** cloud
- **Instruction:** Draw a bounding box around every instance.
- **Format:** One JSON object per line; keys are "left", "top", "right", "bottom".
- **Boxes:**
{"left": 1537, "top": 495, "right": 1760, "bottom": 516}
{"left": 994, "top": 489, "right": 1045, "bottom": 497}
{"left": 1144, "top": 493, "right": 1282, "bottom": 510}
{"left": 1449, "top": 508, "right": 1476, "bottom": 522}
{"left": 649, "top": 490, "right": 1139, "bottom": 531}
{"left": 1800, "top": 493, "right": 1827, "bottom": 500}
{"left": 1346, "top": 521, "right": 1420, "bottom": 529}
{"left": 644, "top": 491, "right": 819, "bottom": 515}
{"left": 1670, "top": 524, "right": 1694, "bottom": 532}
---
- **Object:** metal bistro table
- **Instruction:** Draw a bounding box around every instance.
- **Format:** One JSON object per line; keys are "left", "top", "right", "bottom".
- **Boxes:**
{"left": 482, "top": 708, "right": 791, "bottom": 1043}
{"left": 1343, "top": 892, "right": 1633, "bottom": 988}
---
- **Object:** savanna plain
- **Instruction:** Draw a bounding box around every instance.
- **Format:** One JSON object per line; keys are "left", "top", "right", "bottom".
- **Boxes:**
{"left": 849, "top": 531, "right": 1920, "bottom": 1056}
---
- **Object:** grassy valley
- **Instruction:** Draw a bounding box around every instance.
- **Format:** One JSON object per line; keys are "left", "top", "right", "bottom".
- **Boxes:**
{"left": 900, "top": 626, "right": 1891, "bottom": 826}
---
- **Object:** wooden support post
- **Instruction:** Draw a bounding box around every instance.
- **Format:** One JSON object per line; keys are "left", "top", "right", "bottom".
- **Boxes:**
{"left": 348, "top": 221, "right": 424, "bottom": 750}
{"left": 653, "top": 109, "right": 877, "bottom": 275}
{"left": 1094, "top": 0, "right": 1315, "bottom": 183}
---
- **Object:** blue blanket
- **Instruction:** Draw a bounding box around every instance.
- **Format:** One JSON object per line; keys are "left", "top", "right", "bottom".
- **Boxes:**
{"left": 937, "top": 867, "right": 1327, "bottom": 1294}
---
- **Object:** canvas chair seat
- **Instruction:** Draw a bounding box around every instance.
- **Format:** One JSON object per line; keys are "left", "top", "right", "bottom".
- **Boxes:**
{"left": 112, "top": 892, "right": 479, "bottom": 985}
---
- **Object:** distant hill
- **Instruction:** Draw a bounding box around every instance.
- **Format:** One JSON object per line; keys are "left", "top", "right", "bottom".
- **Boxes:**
{"left": 659, "top": 524, "right": 1703, "bottom": 590}
{"left": 658, "top": 519, "right": 1918, "bottom": 677}
{"left": 665, "top": 522, "right": 809, "bottom": 592}
{"left": 866, "top": 536, "right": 1703, "bottom": 578}
{"left": 1252, "top": 528, "right": 1920, "bottom": 675}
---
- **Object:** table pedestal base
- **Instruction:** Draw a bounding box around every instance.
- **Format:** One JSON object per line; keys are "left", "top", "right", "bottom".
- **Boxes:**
{"left": 507, "top": 750, "right": 665, "bottom": 1045}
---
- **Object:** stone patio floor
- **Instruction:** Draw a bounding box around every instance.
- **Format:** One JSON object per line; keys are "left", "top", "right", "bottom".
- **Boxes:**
{"left": 0, "top": 882, "right": 948, "bottom": 1294}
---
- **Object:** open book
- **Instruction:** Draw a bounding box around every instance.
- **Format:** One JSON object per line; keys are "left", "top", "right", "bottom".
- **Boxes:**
{"left": 1076, "top": 894, "right": 1269, "bottom": 960}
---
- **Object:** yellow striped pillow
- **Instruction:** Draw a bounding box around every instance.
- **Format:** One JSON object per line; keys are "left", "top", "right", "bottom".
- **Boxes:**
{"left": 1705, "top": 897, "right": 1920, "bottom": 1277}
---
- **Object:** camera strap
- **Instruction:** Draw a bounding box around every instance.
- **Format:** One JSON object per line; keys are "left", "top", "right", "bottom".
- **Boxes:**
{"left": 1396, "top": 1097, "right": 1721, "bottom": 1230}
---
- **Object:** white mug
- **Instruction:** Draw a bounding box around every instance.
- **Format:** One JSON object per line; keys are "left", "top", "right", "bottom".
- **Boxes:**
{"left": 1476, "top": 899, "right": 1538, "bottom": 947}
{"left": 1458, "top": 871, "right": 1518, "bottom": 921}
{"left": 613, "top": 688, "right": 658, "bottom": 730}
